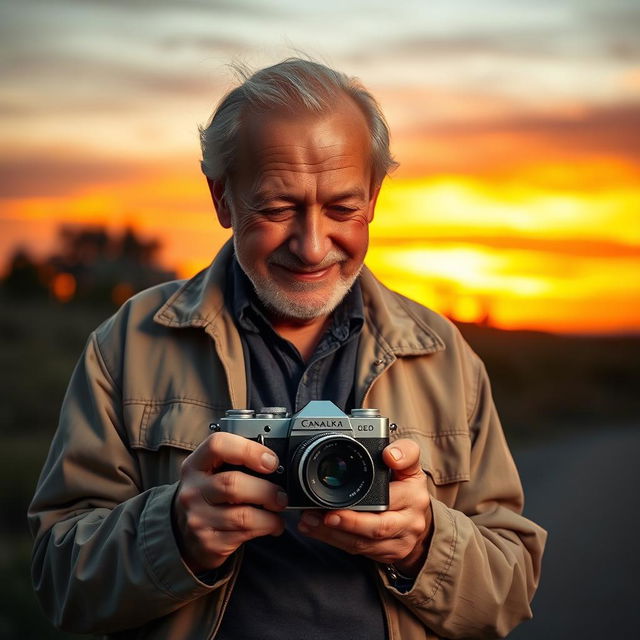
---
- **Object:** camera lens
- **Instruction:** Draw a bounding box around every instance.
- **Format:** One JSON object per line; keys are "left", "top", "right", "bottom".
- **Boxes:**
{"left": 293, "top": 434, "right": 374, "bottom": 508}
{"left": 318, "top": 455, "right": 349, "bottom": 488}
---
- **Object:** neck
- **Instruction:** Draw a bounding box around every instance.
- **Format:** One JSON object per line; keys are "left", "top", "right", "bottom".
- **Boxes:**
{"left": 268, "top": 313, "right": 332, "bottom": 362}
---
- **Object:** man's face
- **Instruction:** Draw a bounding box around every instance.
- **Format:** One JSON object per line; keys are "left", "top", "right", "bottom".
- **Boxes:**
{"left": 214, "top": 99, "right": 379, "bottom": 321}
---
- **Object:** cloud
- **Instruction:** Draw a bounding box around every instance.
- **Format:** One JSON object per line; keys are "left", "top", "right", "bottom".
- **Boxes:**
{"left": 581, "top": 2, "right": 640, "bottom": 60}
{"left": 0, "top": 155, "right": 154, "bottom": 199}
{"left": 354, "top": 0, "right": 640, "bottom": 62}
{"left": 393, "top": 101, "right": 640, "bottom": 178}
{"left": 2, "top": 0, "right": 638, "bottom": 195}
{"left": 374, "top": 31, "right": 570, "bottom": 60}
{"left": 62, "top": 0, "right": 284, "bottom": 16}
{"left": 371, "top": 235, "right": 640, "bottom": 259}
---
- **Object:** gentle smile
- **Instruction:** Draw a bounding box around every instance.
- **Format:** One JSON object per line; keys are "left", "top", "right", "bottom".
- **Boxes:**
{"left": 272, "top": 263, "right": 337, "bottom": 281}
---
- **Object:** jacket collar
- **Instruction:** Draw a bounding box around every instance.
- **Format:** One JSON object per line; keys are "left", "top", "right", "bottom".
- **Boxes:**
{"left": 153, "top": 240, "right": 233, "bottom": 329}
{"left": 359, "top": 266, "right": 445, "bottom": 356}
{"left": 154, "top": 240, "right": 445, "bottom": 357}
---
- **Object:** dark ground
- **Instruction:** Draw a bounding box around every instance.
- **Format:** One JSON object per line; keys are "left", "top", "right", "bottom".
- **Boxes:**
{"left": 509, "top": 426, "right": 640, "bottom": 639}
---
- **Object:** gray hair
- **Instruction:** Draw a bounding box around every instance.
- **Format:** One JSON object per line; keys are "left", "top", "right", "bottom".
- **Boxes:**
{"left": 199, "top": 58, "right": 398, "bottom": 189}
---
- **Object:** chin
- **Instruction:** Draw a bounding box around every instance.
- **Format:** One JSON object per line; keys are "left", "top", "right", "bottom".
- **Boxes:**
{"left": 235, "top": 246, "right": 362, "bottom": 321}
{"left": 250, "top": 273, "right": 360, "bottom": 321}
{"left": 260, "top": 288, "right": 346, "bottom": 321}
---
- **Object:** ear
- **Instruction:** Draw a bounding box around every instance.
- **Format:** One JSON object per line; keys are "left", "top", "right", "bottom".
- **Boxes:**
{"left": 207, "top": 178, "right": 232, "bottom": 229}
{"left": 367, "top": 184, "right": 381, "bottom": 223}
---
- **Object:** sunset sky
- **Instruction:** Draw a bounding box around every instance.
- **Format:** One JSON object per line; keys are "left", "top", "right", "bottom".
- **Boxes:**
{"left": 1, "top": 0, "right": 639, "bottom": 333}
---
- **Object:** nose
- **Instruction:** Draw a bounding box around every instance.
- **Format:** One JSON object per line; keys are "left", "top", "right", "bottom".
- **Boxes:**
{"left": 288, "top": 209, "right": 331, "bottom": 266}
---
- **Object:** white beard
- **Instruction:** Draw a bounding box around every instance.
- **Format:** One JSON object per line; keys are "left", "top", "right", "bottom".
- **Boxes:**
{"left": 233, "top": 237, "right": 361, "bottom": 321}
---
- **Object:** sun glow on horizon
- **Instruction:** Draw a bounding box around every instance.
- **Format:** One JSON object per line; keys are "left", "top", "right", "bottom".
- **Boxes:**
{"left": 374, "top": 172, "right": 640, "bottom": 244}
{"left": 2, "top": 163, "right": 639, "bottom": 336}
{"left": 367, "top": 172, "right": 640, "bottom": 333}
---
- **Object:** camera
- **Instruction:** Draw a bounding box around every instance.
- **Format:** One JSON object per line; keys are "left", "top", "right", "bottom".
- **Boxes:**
{"left": 214, "top": 400, "right": 390, "bottom": 511}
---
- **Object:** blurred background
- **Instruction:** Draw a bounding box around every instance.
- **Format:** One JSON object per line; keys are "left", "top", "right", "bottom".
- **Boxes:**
{"left": 1, "top": 0, "right": 638, "bottom": 637}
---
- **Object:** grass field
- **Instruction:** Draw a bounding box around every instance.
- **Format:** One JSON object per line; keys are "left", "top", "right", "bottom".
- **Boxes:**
{"left": 1, "top": 298, "right": 109, "bottom": 639}
{"left": 1, "top": 296, "right": 638, "bottom": 638}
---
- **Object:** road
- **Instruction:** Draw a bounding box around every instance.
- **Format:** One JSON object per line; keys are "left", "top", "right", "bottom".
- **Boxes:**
{"left": 508, "top": 426, "right": 640, "bottom": 639}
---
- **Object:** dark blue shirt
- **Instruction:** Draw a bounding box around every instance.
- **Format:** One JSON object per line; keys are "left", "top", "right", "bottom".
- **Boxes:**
{"left": 230, "top": 259, "right": 364, "bottom": 414}
{"left": 216, "top": 259, "right": 387, "bottom": 640}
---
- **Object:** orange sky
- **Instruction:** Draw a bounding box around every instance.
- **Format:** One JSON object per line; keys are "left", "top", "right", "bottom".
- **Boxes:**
{"left": 1, "top": 1, "right": 639, "bottom": 334}
{"left": 3, "top": 158, "right": 638, "bottom": 334}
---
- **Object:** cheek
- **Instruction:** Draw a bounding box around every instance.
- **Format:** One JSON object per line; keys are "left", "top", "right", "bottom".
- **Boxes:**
{"left": 337, "top": 221, "right": 370, "bottom": 259}
{"left": 234, "top": 219, "right": 287, "bottom": 255}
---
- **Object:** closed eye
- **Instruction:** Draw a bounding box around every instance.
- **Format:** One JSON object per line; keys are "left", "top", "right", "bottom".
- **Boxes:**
{"left": 259, "top": 206, "right": 296, "bottom": 216}
{"left": 330, "top": 205, "right": 357, "bottom": 212}
{"left": 327, "top": 205, "right": 360, "bottom": 218}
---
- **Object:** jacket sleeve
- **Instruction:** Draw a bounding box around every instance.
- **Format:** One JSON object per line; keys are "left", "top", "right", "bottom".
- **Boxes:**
{"left": 28, "top": 332, "right": 232, "bottom": 634}
{"left": 381, "top": 358, "right": 547, "bottom": 639}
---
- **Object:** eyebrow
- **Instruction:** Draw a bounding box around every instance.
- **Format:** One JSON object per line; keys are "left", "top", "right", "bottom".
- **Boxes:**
{"left": 331, "top": 188, "right": 367, "bottom": 202}
{"left": 252, "top": 188, "right": 367, "bottom": 207}
{"left": 251, "top": 192, "right": 296, "bottom": 206}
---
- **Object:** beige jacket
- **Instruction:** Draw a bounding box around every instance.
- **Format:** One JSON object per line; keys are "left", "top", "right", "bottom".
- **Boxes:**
{"left": 29, "top": 242, "right": 546, "bottom": 639}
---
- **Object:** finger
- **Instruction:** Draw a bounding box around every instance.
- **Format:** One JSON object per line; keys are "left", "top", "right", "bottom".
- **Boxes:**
{"left": 209, "top": 526, "right": 286, "bottom": 557}
{"left": 297, "top": 516, "right": 414, "bottom": 563}
{"left": 192, "top": 510, "right": 285, "bottom": 565}
{"left": 185, "top": 503, "right": 285, "bottom": 539}
{"left": 183, "top": 431, "right": 279, "bottom": 475}
{"left": 388, "top": 479, "right": 428, "bottom": 512}
{"left": 383, "top": 439, "right": 423, "bottom": 480}
{"left": 203, "top": 470, "right": 288, "bottom": 511}
{"left": 303, "top": 509, "right": 406, "bottom": 541}
{"left": 211, "top": 505, "right": 286, "bottom": 536}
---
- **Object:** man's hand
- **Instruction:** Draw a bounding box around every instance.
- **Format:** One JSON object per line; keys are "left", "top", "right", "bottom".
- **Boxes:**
{"left": 173, "top": 432, "right": 288, "bottom": 574}
{"left": 297, "top": 438, "right": 433, "bottom": 578}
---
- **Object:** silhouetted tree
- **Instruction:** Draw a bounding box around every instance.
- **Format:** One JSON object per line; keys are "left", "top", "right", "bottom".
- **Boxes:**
{"left": 2, "top": 226, "right": 176, "bottom": 306}
{"left": 2, "top": 248, "right": 48, "bottom": 298}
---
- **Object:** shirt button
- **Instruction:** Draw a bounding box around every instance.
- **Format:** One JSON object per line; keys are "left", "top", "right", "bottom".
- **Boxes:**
{"left": 373, "top": 359, "right": 384, "bottom": 367}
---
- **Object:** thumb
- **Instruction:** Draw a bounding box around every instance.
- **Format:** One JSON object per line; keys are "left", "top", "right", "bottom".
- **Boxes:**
{"left": 383, "top": 438, "right": 423, "bottom": 480}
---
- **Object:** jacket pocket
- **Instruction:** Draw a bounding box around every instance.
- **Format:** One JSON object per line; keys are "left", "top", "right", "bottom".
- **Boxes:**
{"left": 124, "top": 401, "right": 224, "bottom": 487}
{"left": 394, "top": 428, "right": 471, "bottom": 486}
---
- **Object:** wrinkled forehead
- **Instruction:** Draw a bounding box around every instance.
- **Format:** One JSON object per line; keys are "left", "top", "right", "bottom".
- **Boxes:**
{"left": 232, "top": 98, "right": 372, "bottom": 178}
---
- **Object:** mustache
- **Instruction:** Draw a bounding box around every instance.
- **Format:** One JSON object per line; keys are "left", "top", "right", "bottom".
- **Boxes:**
{"left": 267, "top": 248, "right": 349, "bottom": 271}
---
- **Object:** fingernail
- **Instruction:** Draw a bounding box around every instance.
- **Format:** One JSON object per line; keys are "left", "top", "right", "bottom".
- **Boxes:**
{"left": 301, "top": 512, "right": 320, "bottom": 527}
{"left": 326, "top": 514, "right": 340, "bottom": 527}
{"left": 261, "top": 452, "right": 278, "bottom": 470}
{"left": 389, "top": 447, "right": 403, "bottom": 461}
{"left": 276, "top": 491, "right": 288, "bottom": 507}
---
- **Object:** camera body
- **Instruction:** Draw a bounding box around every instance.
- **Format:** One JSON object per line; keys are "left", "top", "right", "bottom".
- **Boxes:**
{"left": 216, "top": 400, "right": 390, "bottom": 511}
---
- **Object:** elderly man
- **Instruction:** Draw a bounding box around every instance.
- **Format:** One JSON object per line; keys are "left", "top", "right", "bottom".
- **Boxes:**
{"left": 30, "top": 59, "right": 546, "bottom": 639}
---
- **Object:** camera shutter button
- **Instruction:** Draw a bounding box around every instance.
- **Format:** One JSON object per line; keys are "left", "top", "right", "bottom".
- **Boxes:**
{"left": 258, "top": 407, "right": 288, "bottom": 418}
